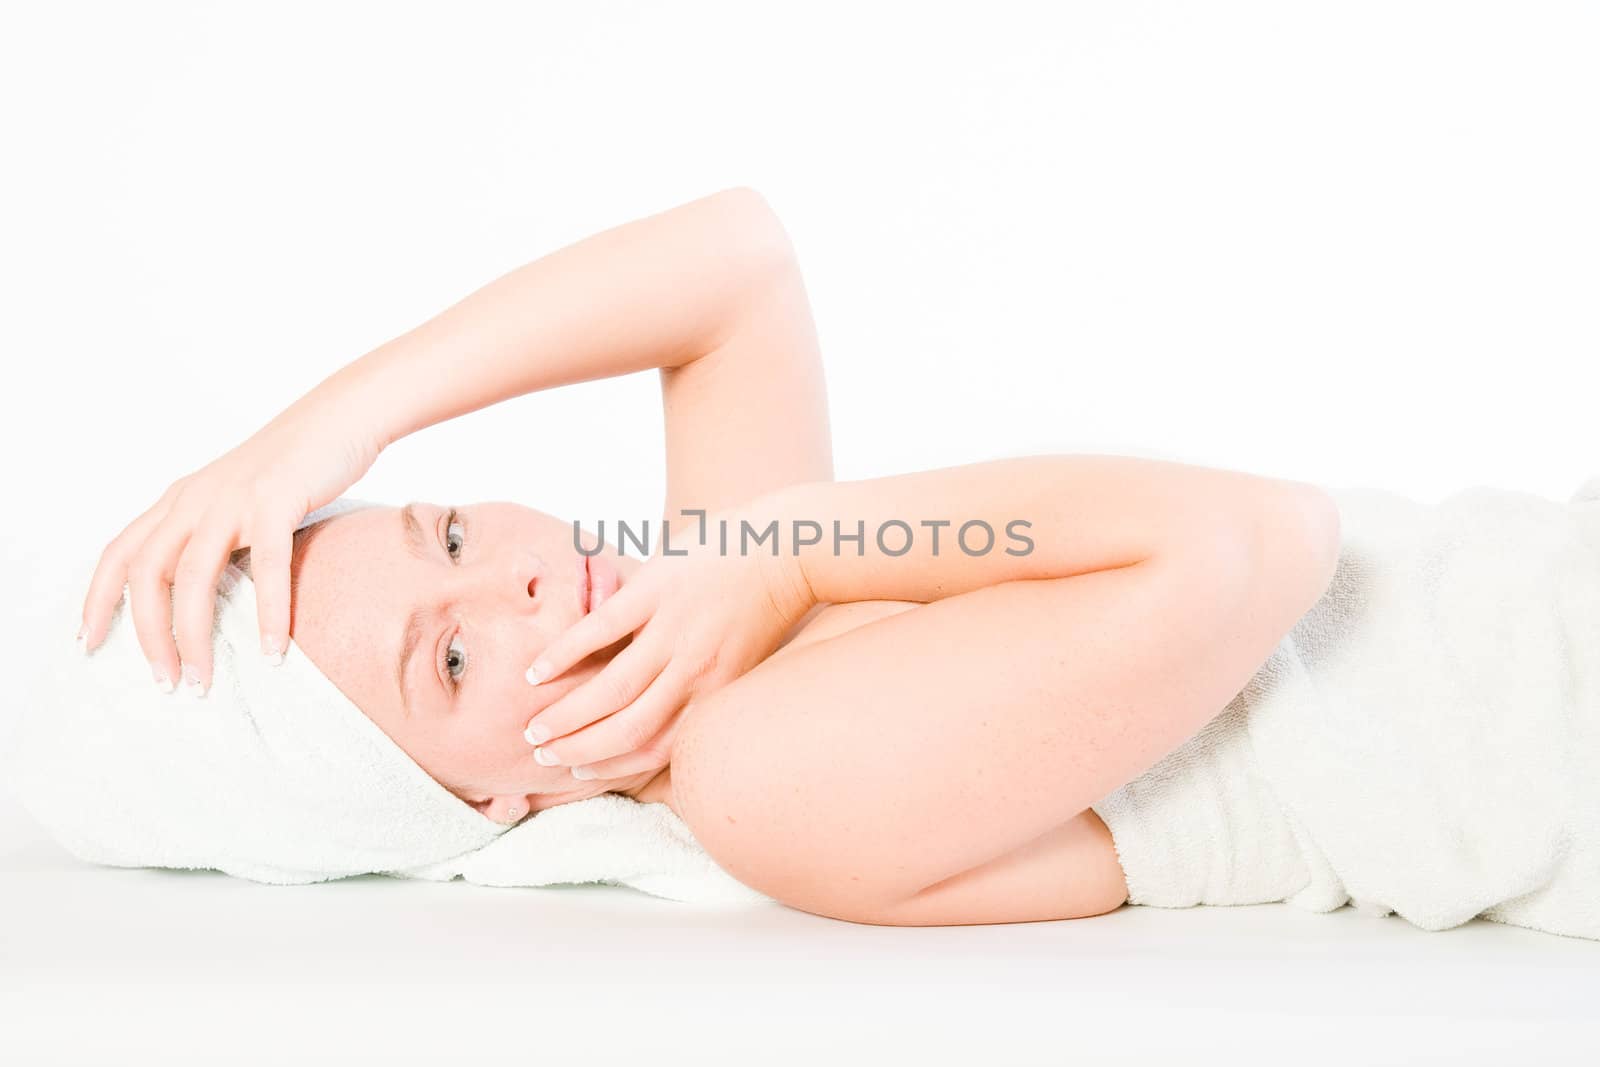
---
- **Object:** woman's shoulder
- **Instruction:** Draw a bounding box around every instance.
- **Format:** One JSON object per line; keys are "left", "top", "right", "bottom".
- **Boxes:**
{"left": 663, "top": 592, "right": 1132, "bottom": 924}
{"left": 649, "top": 599, "right": 919, "bottom": 816}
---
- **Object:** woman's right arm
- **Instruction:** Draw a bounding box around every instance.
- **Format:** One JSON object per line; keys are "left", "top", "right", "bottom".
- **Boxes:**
{"left": 80, "top": 186, "right": 797, "bottom": 684}
{"left": 305, "top": 185, "right": 796, "bottom": 450}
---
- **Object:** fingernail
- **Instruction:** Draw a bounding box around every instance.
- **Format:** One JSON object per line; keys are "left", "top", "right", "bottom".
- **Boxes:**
{"left": 75, "top": 624, "right": 88, "bottom": 653}
{"left": 152, "top": 664, "right": 175, "bottom": 694}
{"left": 181, "top": 664, "right": 207, "bottom": 699}
{"left": 262, "top": 636, "right": 284, "bottom": 667}
{"left": 525, "top": 661, "right": 549, "bottom": 686}
{"left": 571, "top": 766, "right": 596, "bottom": 780}
{"left": 524, "top": 721, "right": 551, "bottom": 745}
{"left": 533, "top": 746, "right": 560, "bottom": 767}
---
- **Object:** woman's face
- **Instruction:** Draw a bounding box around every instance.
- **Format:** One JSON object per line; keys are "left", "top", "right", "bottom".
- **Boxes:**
{"left": 283, "top": 501, "right": 643, "bottom": 821}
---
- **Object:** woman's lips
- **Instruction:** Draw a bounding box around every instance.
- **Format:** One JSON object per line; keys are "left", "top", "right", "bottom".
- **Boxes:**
{"left": 575, "top": 548, "right": 621, "bottom": 617}
{"left": 578, "top": 554, "right": 592, "bottom": 615}
{"left": 588, "top": 552, "right": 620, "bottom": 613}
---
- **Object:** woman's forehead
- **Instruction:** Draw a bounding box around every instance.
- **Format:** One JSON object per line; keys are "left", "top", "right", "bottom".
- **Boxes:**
{"left": 288, "top": 507, "right": 418, "bottom": 694}
{"left": 292, "top": 507, "right": 415, "bottom": 615}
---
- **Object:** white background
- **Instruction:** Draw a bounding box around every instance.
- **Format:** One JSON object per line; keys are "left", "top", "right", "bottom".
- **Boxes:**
{"left": 2, "top": 2, "right": 1597, "bottom": 1063}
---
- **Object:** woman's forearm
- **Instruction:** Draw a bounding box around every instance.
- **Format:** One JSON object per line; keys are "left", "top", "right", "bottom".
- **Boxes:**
{"left": 295, "top": 186, "right": 796, "bottom": 450}
{"left": 745, "top": 453, "right": 1338, "bottom": 608}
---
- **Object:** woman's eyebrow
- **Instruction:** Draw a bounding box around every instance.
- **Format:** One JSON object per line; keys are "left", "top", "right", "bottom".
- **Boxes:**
{"left": 396, "top": 608, "right": 427, "bottom": 721}
{"left": 400, "top": 501, "right": 429, "bottom": 561}
{"left": 394, "top": 502, "right": 433, "bottom": 719}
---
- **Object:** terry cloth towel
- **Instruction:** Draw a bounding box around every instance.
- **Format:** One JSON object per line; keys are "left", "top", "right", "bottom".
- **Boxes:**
{"left": 1091, "top": 474, "right": 1600, "bottom": 941}
{"left": 1, "top": 498, "right": 771, "bottom": 907}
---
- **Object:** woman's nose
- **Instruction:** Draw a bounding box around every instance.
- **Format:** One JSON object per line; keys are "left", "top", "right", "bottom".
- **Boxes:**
{"left": 513, "top": 549, "right": 545, "bottom": 605}
{"left": 454, "top": 548, "right": 544, "bottom": 606}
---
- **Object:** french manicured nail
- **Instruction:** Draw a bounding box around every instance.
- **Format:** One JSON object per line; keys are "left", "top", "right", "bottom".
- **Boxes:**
{"left": 533, "top": 746, "right": 559, "bottom": 767}
{"left": 525, "top": 661, "right": 550, "bottom": 686}
{"left": 262, "top": 636, "right": 284, "bottom": 667}
{"left": 152, "top": 664, "right": 175, "bottom": 693}
{"left": 524, "top": 721, "right": 551, "bottom": 745}
{"left": 570, "top": 766, "right": 596, "bottom": 780}
{"left": 181, "top": 665, "right": 206, "bottom": 699}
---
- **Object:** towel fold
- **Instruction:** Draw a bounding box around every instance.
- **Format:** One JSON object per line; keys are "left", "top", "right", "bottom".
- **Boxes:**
{"left": 1092, "top": 474, "right": 1600, "bottom": 941}
{"left": 392, "top": 792, "right": 770, "bottom": 904}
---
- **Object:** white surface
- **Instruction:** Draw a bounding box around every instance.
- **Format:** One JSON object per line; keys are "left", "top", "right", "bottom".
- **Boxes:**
{"left": 3, "top": 809, "right": 1597, "bottom": 1065}
{"left": 3, "top": 2, "right": 1598, "bottom": 1061}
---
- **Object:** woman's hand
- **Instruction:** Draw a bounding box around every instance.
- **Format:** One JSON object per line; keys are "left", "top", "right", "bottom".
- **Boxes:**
{"left": 77, "top": 394, "right": 386, "bottom": 696}
{"left": 520, "top": 502, "right": 818, "bottom": 781}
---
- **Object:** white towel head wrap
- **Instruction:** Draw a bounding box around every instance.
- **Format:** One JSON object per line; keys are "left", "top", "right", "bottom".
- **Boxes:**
{"left": 3, "top": 497, "right": 514, "bottom": 883}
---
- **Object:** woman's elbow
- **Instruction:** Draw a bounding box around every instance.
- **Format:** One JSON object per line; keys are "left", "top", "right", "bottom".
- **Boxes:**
{"left": 1248, "top": 483, "right": 1344, "bottom": 620}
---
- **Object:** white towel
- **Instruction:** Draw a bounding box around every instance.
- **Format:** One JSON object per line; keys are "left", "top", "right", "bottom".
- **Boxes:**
{"left": 392, "top": 791, "right": 769, "bottom": 904}
{"left": 0, "top": 499, "right": 770, "bottom": 907}
{"left": 1092, "top": 474, "right": 1600, "bottom": 941}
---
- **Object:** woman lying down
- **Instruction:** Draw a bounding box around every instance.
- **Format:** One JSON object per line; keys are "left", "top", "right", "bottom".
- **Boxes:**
{"left": 18, "top": 189, "right": 1597, "bottom": 941}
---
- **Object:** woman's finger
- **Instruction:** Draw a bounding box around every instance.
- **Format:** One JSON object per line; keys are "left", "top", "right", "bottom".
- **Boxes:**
{"left": 79, "top": 506, "right": 166, "bottom": 652}
{"left": 125, "top": 517, "right": 192, "bottom": 693}
{"left": 170, "top": 521, "right": 238, "bottom": 696}
{"left": 569, "top": 745, "right": 670, "bottom": 782}
{"left": 78, "top": 536, "right": 133, "bottom": 652}
{"left": 539, "top": 661, "right": 689, "bottom": 769}
{"left": 568, "top": 711, "right": 682, "bottom": 782}
{"left": 526, "top": 575, "right": 651, "bottom": 685}
{"left": 524, "top": 631, "right": 667, "bottom": 746}
{"left": 247, "top": 518, "right": 295, "bottom": 664}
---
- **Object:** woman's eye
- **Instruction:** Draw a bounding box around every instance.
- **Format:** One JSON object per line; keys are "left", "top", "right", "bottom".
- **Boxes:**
{"left": 445, "top": 511, "right": 465, "bottom": 560}
{"left": 444, "top": 633, "right": 468, "bottom": 688}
